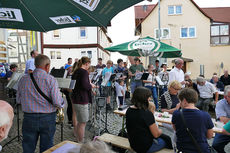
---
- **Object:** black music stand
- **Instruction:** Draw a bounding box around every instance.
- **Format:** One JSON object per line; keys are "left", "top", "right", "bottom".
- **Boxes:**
{"left": 96, "top": 97, "right": 109, "bottom": 135}
{"left": 109, "top": 73, "right": 117, "bottom": 82}
{"left": 141, "top": 73, "right": 149, "bottom": 80}
{"left": 3, "top": 99, "right": 22, "bottom": 148}
{"left": 3, "top": 73, "right": 23, "bottom": 148}
{"left": 50, "top": 68, "right": 67, "bottom": 78}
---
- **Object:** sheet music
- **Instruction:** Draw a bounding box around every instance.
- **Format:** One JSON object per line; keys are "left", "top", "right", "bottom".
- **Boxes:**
{"left": 101, "top": 72, "right": 111, "bottom": 86}
{"left": 69, "top": 80, "right": 76, "bottom": 89}
{"left": 89, "top": 72, "right": 97, "bottom": 81}
{"left": 6, "top": 72, "right": 24, "bottom": 90}
{"left": 93, "top": 69, "right": 103, "bottom": 81}
{"left": 51, "top": 142, "right": 80, "bottom": 153}
{"left": 135, "top": 72, "right": 143, "bottom": 80}
{"left": 56, "top": 78, "right": 71, "bottom": 88}
{"left": 155, "top": 76, "right": 164, "bottom": 86}
{"left": 116, "top": 73, "right": 122, "bottom": 80}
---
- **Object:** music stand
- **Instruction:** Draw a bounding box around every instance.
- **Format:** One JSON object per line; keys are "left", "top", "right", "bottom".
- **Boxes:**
{"left": 3, "top": 73, "right": 23, "bottom": 148}
{"left": 50, "top": 68, "right": 67, "bottom": 78}
{"left": 95, "top": 97, "right": 109, "bottom": 135}
{"left": 141, "top": 73, "right": 149, "bottom": 80}
{"left": 6, "top": 72, "right": 24, "bottom": 90}
{"left": 109, "top": 73, "right": 116, "bottom": 82}
{"left": 56, "top": 78, "right": 75, "bottom": 141}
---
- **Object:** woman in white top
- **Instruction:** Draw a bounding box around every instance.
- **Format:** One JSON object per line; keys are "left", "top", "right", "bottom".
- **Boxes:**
{"left": 143, "top": 64, "right": 159, "bottom": 109}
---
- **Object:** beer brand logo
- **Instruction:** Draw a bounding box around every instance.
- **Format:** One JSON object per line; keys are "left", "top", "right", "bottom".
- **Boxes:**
{"left": 73, "top": 0, "right": 100, "bottom": 11}
{"left": 72, "top": 15, "right": 81, "bottom": 22}
{"left": 128, "top": 38, "right": 161, "bottom": 56}
{"left": 50, "top": 16, "right": 76, "bottom": 25}
{"left": 0, "top": 8, "right": 23, "bottom": 22}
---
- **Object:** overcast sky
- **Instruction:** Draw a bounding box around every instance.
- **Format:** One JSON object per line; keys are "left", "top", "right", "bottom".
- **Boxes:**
{"left": 107, "top": 0, "right": 230, "bottom": 63}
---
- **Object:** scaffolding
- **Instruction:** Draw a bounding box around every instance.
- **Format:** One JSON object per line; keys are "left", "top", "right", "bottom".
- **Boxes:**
{"left": 4, "top": 30, "right": 38, "bottom": 71}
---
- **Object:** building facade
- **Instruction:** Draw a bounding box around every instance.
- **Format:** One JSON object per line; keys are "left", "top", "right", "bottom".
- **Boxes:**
{"left": 135, "top": 0, "right": 230, "bottom": 79}
{"left": 41, "top": 27, "right": 111, "bottom": 69}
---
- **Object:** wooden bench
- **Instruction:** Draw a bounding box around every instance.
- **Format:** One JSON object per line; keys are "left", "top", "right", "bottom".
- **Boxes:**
{"left": 97, "top": 133, "right": 173, "bottom": 153}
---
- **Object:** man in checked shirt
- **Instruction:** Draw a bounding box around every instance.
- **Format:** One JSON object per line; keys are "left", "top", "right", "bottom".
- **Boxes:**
{"left": 17, "top": 54, "right": 65, "bottom": 153}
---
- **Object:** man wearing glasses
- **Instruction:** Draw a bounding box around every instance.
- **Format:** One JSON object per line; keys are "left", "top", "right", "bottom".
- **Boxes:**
{"left": 196, "top": 76, "right": 218, "bottom": 112}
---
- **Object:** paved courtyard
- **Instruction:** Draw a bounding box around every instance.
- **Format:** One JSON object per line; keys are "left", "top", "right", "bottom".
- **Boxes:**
{"left": 0, "top": 84, "right": 230, "bottom": 153}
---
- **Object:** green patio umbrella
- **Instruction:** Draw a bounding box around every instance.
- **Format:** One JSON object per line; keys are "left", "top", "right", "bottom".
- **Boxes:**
{"left": 105, "top": 36, "right": 182, "bottom": 58}
{"left": 0, "top": 0, "right": 144, "bottom": 32}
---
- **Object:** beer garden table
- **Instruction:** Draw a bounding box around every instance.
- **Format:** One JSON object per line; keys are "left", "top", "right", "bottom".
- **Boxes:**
{"left": 43, "top": 140, "right": 81, "bottom": 153}
{"left": 113, "top": 108, "right": 223, "bottom": 134}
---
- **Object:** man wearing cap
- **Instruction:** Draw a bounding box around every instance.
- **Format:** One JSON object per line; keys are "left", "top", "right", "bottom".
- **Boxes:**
{"left": 128, "top": 57, "right": 145, "bottom": 94}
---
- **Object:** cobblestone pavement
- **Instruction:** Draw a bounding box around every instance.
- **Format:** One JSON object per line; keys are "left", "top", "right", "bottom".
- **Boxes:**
{"left": 1, "top": 87, "right": 230, "bottom": 153}
{"left": 0, "top": 88, "right": 124, "bottom": 153}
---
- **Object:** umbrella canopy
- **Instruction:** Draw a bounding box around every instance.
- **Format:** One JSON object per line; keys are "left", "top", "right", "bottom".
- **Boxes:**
{"left": 0, "top": 0, "right": 143, "bottom": 32}
{"left": 105, "top": 36, "right": 182, "bottom": 58}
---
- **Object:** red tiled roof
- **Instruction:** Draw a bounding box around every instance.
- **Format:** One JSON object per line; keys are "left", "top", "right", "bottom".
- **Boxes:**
{"left": 135, "top": 0, "right": 230, "bottom": 29}
{"left": 134, "top": 4, "right": 156, "bottom": 27}
{"left": 201, "top": 7, "right": 230, "bottom": 23}
{"left": 134, "top": 0, "right": 230, "bottom": 35}
{"left": 134, "top": 4, "right": 155, "bottom": 19}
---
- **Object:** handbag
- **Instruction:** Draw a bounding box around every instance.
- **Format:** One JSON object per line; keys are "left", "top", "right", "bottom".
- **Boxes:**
{"left": 30, "top": 73, "right": 64, "bottom": 123}
{"left": 180, "top": 109, "right": 217, "bottom": 153}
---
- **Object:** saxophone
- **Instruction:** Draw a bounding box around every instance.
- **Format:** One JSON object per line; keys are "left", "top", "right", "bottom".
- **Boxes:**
{"left": 56, "top": 108, "right": 64, "bottom": 124}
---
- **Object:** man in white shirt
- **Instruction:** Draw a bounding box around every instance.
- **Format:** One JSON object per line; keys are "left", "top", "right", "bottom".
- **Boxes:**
{"left": 196, "top": 77, "right": 219, "bottom": 112}
{"left": 169, "top": 58, "right": 186, "bottom": 87}
{"left": 24, "top": 50, "right": 38, "bottom": 74}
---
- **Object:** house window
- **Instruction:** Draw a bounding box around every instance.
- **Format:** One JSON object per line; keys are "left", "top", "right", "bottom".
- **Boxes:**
{"left": 211, "top": 24, "right": 230, "bottom": 45}
{"left": 53, "top": 30, "right": 60, "bottom": 39}
{"left": 50, "top": 51, "right": 55, "bottom": 59}
{"left": 56, "top": 51, "right": 61, "bottom": 59}
{"left": 87, "top": 51, "right": 92, "bottom": 58}
{"left": 168, "top": 5, "right": 182, "bottom": 15}
{"left": 143, "top": 5, "right": 148, "bottom": 12}
{"left": 154, "top": 28, "right": 170, "bottom": 39}
{"left": 80, "top": 27, "right": 86, "bottom": 38}
{"left": 180, "top": 27, "right": 196, "bottom": 38}
{"left": 81, "top": 51, "right": 86, "bottom": 56}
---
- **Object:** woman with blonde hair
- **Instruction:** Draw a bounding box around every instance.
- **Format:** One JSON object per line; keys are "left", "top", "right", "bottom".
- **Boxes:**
{"left": 71, "top": 56, "right": 96, "bottom": 142}
{"left": 159, "top": 81, "right": 181, "bottom": 114}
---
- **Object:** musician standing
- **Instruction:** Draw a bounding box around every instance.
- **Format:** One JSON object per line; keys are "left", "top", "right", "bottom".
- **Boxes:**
{"left": 72, "top": 57, "right": 95, "bottom": 142}
{"left": 102, "top": 60, "right": 114, "bottom": 110}
{"left": 24, "top": 50, "right": 38, "bottom": 74}
{"left": 17, "top": 54, "right": 64, "bottom": 153}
